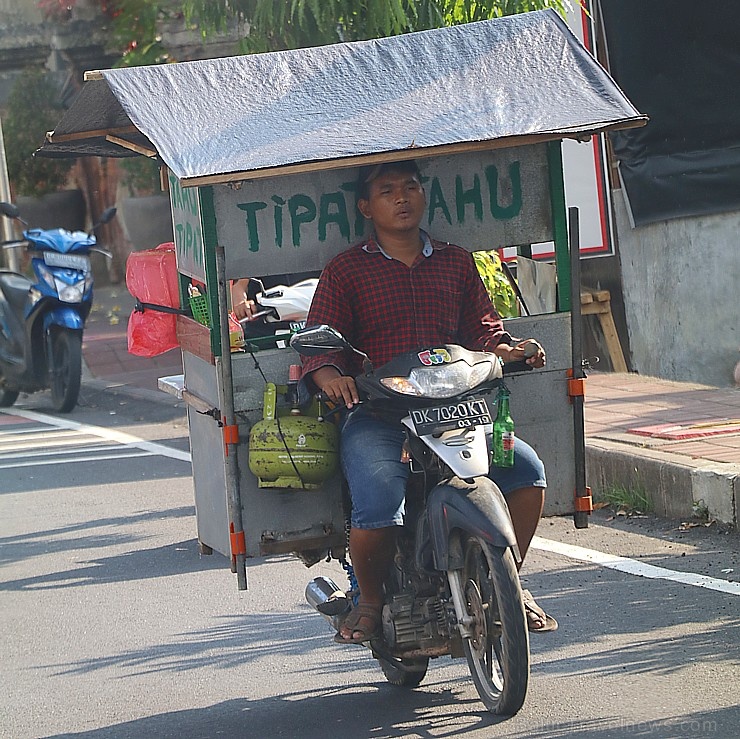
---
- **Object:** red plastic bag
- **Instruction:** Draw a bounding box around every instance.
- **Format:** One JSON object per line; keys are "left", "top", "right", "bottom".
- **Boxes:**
{"left": 125, "top": 243, "right": 180, "bottom": 357}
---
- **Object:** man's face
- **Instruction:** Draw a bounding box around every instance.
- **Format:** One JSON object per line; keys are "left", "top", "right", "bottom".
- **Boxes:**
{"left": 358, "top": 168, "right": 426, "bottom": 235}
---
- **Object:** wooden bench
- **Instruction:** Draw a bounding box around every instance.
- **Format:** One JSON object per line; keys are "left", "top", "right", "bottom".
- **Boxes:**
{"left": 580, "top": 288, "right": 628, "bottom": 373}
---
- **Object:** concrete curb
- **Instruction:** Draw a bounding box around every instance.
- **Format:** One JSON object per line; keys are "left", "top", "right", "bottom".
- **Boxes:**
{"left": 586, "top": 438, "right": 738, "bottom": 527}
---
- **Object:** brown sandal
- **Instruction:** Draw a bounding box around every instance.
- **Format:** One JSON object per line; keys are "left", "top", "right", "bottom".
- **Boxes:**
{"left": 522, "top": 589, "right": 558, "bottom": 633}
{"left": 333, "top": 602, "right": 382, "bottom": 644}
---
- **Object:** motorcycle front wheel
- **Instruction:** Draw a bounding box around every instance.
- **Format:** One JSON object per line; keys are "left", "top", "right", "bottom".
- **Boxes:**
{"left": 50, "top": 329, "right": 82, "bottom": 413}
{"left": 451, "top": 536, "right": 529, "bottom": 716}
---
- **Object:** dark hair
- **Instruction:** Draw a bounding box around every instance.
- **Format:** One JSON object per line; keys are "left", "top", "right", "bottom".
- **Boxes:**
{"left": 357, "top": 159, "right": 421, "bottom": 200}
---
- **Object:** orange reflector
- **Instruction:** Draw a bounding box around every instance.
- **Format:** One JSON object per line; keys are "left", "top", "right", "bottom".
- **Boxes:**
{"left": 568, "top": 377, "right": 586, "bottom": 397}
{"left": 223, "top": 424, "right": 239, "bottom": 445}
{"left": 230, "top": 523, "right": 246, "bottom": 556}
{"left": 574, "top": 487, "right": 593, "bottom": 512}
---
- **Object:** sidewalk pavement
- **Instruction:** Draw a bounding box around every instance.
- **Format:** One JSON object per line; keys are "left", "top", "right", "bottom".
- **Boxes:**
{"left": 81, "top": 285, "right": 739, "bottom": 528}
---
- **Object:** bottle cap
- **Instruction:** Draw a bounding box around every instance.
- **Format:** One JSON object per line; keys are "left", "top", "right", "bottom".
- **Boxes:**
{"left": 289, "top": 364, "right": 301, "bottom": 382}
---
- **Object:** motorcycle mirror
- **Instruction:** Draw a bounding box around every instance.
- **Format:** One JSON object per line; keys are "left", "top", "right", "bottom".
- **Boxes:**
{"left": 100, "top": 206, "right": 117, "bottom": 224}
{"left": 0, "top": 202, "right": 20, "bottom": 219}
{"left": 289, "top": 325, "right": 350, "bottom": 356}
{"left": 92, "top": 206, "right": 117, "bottom": 231}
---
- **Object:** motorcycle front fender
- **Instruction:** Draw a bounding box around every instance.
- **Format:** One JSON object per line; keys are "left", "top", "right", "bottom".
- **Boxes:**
{"left": 425, "top": 476, "right": 520, "bottom": 571}
{"left": 42, "top": 307, "right": 85, "bottom": 331}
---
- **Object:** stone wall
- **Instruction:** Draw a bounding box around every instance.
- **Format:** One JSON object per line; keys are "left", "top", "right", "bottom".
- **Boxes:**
{"left": 613, "top": 190, "right": 739, "bottom": 388}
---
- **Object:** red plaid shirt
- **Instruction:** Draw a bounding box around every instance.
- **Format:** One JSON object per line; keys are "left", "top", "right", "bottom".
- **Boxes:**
{"left": 302, "top": 233, "right": 514, "bottom": 379}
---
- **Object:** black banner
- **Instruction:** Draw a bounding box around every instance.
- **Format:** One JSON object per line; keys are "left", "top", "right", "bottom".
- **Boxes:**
{"left": 599, "top": 0, "right": 740, "bottom": 225}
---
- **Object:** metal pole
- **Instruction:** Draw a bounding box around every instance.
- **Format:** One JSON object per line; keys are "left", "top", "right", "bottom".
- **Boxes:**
{"left": 0, "top": 119, "right": 20, "bottom": 272}
{"left": 569, "top": 207, "right": 591, "bottom": 529}
{"left": 215, "top": 245, "right": 248, "bottom": 590}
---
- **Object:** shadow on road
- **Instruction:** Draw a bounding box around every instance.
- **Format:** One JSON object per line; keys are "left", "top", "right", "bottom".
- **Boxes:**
{"left": 41, "top": 692, "right": 740, "bottom": 739}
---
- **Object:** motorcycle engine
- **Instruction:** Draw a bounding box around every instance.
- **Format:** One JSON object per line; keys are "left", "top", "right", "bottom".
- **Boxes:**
{"left": 381, "top": 592, "right": 450, "bottom": 650}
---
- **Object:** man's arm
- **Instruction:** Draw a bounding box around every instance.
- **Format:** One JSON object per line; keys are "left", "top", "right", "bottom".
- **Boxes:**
{"left": 230, "top": 278, "right": 257, "bottom": 321}
{"left": 310, "top": 366, "right": 360, "bottom": 408}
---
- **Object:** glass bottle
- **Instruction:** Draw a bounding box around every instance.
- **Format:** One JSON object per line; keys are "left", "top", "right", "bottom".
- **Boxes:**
{"left": 492, "top": 385, "right": 515, "bottom": 468}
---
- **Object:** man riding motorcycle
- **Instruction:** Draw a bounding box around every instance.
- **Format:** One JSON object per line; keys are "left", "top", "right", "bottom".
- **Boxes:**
{"left": 301, "top": 159, "right": 557, "bottom": 644}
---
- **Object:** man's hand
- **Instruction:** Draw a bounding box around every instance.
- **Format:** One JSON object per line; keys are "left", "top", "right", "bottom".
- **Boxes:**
{"left": 496, "top": 340, "right": 546, "bottom": 368}
{"left": 311, "top": 366, "right": 359, "bottom": 408}
{"left": 230, "top": 278, "right": 257, "bottom": 321}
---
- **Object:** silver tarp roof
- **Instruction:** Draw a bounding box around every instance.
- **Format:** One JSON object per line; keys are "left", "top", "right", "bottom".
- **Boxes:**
{"left": 39, "top": 9, "right": 645, "bottom": 186}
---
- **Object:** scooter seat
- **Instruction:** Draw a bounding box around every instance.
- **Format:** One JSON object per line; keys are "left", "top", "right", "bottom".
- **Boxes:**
{"left": 0, "top": 271, "right": 32, "bottom": 311}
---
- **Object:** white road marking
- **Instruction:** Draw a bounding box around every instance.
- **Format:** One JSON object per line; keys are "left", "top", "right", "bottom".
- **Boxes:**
{"left": 533, "top": 535, "right": 740, "bottom": 596}
{"left": 4, "top": 410, "right": 735, "bottom": 596}
{"left": 0, "top": 451, "right": 154, "bottom": 469}
{"left": 0, "top": 408, "right": 191, "bottom": 463}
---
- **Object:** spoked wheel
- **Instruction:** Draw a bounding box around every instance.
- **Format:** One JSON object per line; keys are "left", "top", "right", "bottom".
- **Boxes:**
{"left": 451, "top": 536, "right": 529, "bottom": 715}
{"left": 378, "top": 655, "right": 429, "bottom": 688}
{"left": 50, "top": 330, "right": 82, "bottom": 413}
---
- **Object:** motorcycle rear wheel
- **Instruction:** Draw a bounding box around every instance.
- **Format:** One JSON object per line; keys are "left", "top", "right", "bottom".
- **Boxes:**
{"left": 453, "top": 536, "right": 529, "bottom": 716}
{"left": 50, "top": 330, "right": 82, "bottom": 413}
{"left": 378, "top": 656, "right": 429, "bottom": 688}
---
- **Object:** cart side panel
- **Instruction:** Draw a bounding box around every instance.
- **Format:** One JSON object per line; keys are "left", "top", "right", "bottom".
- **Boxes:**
{"left": 503, "top": 313, "right": 576, "bottom": 516}
{"left": 183, "top": 350, "right": 231, "bottom": 556}
{"left": 214, "top": 144, "right": 553, "bottom": 279}
{"left": 232, "top": 350, "right": 345, "bottom": 558}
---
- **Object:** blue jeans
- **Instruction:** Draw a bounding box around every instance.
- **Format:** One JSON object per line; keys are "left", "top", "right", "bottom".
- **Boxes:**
{"left": 340, "top": 407, "right": 546, "bottom": 530}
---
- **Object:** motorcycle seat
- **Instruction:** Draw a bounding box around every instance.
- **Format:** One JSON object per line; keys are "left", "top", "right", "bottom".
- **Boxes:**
{"left": 0, "top": 271, "right": 32, "bottom": 311}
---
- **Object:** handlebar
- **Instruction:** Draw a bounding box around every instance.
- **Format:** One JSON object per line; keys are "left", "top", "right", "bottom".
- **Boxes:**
{"left": 502, "top": 359, "right": 534, "bottom": 375}
{"left": 1, "top": 240, "right": 28, "bottom": 250}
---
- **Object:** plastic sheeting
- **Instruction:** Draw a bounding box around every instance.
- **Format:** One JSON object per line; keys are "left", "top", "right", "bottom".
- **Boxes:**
{"left": 125, "top": 244, "right": 180, "bottom": 357}
{"left": 39, "top": 10, "right": 644, "bottom": 186}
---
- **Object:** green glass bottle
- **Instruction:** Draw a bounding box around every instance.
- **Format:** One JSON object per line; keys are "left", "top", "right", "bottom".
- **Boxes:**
{"left": 492, "top": 385, "right": 515, "bottom": 468}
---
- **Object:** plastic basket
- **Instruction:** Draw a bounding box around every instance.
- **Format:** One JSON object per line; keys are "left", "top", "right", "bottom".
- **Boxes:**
{"left": 189, "top": 294, "right": 211, "bottom": 327}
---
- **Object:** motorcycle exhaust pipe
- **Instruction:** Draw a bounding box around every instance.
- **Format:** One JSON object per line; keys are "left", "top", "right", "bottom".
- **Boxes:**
{"left": 305, "top": 576, "right": 350, "bottom": 626}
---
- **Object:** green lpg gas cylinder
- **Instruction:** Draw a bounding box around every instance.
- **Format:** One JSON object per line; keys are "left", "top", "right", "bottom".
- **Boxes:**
{"left": 248, "top": 383, "right": 339, "bottom": 489}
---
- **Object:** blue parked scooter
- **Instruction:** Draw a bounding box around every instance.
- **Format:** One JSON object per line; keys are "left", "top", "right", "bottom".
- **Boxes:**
{"left": 0, "top": 202, "right": 116, "bottom": 412}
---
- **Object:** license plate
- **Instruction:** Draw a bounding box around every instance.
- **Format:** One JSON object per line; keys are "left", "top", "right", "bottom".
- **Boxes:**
{"left": 43, "top": 252, "right": 90, "bottom": 270}
{"left": 410, "top": 397, "right": 492, "bottom": 436}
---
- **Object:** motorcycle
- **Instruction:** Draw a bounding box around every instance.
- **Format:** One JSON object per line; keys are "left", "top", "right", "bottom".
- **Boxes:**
{"left": 239, "top": 277, "right": 318, "bottom": 339}
{"left": 0, "top": 202, "right": 116, "bottom": 412}
{"left": 291, "top": 324, "right": 535, "bottom": 716}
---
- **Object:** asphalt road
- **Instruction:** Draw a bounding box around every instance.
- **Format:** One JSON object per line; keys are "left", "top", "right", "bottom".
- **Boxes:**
{"left": 1, "top": 386, "right": 739, "bottom": 739}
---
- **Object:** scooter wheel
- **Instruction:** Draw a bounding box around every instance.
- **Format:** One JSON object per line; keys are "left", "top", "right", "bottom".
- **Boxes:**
{"left": 50, "top": 330, "right": 82, "bottom": 413}
{"left": 0, "top": 388, "right": 19, "bottom": 407}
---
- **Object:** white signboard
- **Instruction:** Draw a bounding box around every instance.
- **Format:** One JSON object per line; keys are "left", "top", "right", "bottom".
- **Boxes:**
{"left": 169, "top": 172, "right": 206, "bottom": 281}
{"left": 215, "top": 145, "right": 553, "bottom": 280}
{"left": 526, "top": 0, "right": 613, "bottom": 260}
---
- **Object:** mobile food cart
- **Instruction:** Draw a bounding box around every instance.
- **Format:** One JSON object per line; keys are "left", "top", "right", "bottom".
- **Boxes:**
{"left": 39, "top": 9, "right": 645, "bottom": 590}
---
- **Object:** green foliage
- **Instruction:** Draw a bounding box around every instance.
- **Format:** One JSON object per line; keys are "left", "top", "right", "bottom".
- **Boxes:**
{"left": 119, "top": 156, "right": 161, "bottom": 196}
{"left": 101, "top": 1, "right": 175, "bottom": 67}
{"left": 596, "top": 484, "right": 653, "bottom": 515}
{"left": 2, "top": 69, "right": 74, "bottom": 198}
{"left": 473, "top": 250, "right": 518, "bottom": 318}
{"left": 182, "top": 0, "right": 575, "bottom": 52}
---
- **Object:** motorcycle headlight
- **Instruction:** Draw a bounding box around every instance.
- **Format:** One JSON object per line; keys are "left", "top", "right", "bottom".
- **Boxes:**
{"left": 380, "top": 360, "right": 496, "bottom": 399}
{"left": 57, "top": 282, "right": 84, "bottom": 303}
